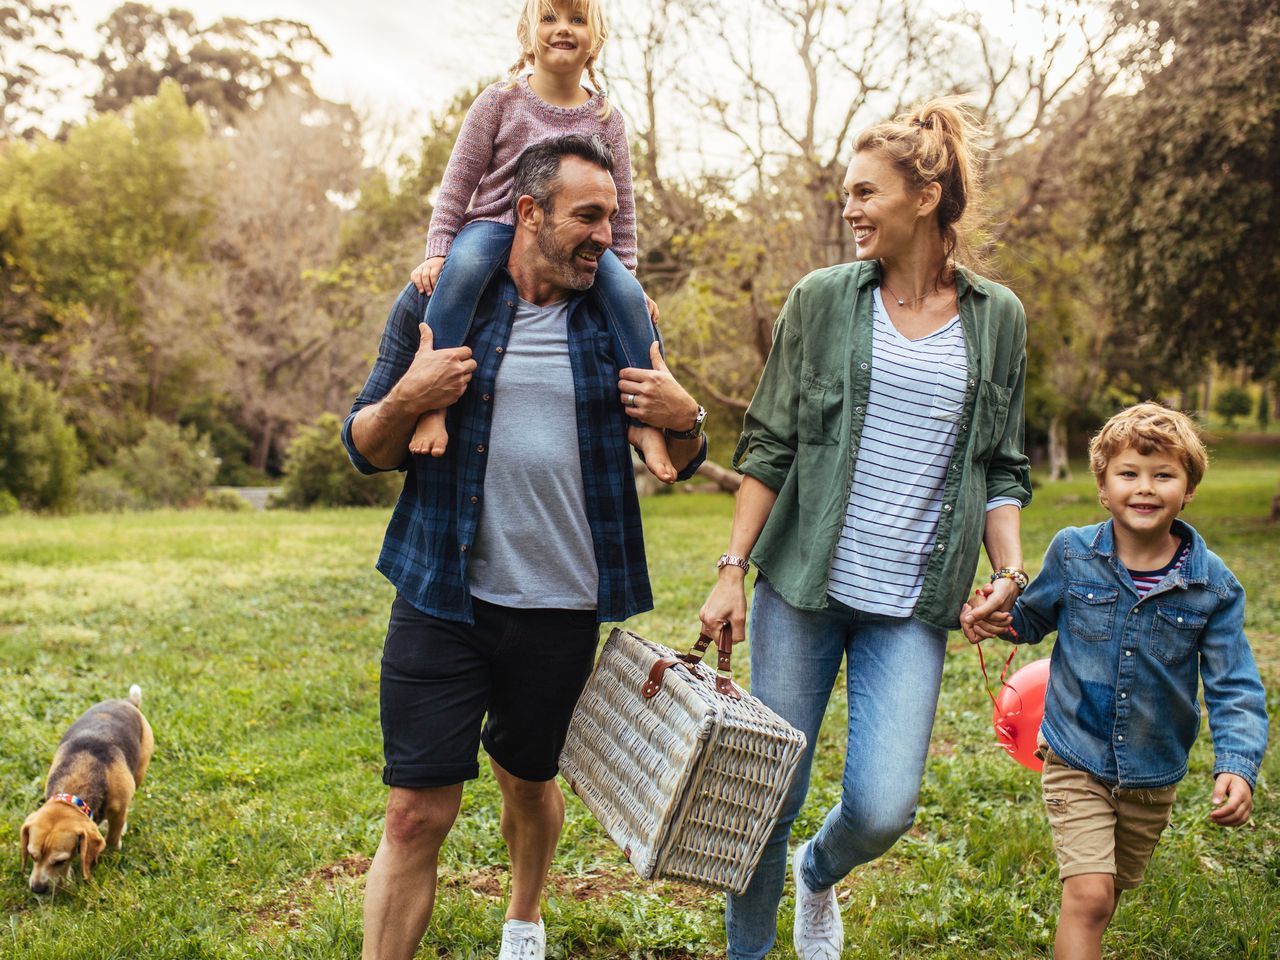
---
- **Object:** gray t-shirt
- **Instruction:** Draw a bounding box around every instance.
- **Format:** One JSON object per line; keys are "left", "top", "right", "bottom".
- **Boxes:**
{"left": 468, "top": 297, "right": 599, "bottom": 610}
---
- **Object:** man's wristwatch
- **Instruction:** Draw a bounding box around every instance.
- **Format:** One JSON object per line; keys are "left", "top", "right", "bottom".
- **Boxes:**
{"left": 989, "top": 567, "right": 1029, "bottom": 592}
{"left": 717, "top": 553, "right": 750, "bottom": 574}
{"left": 666, "top": 404, "right": 706, "bottom": 440}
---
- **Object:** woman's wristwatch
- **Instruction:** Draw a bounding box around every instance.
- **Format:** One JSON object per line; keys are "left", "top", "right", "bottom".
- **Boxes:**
{"left": 666, "top": 404, "right": 706, "bottom": 440}
{"left": 989, "top": 567, "right": 1029, "bottom": 592}
{"left": 717, "top": 553, "right": 750, "bottom": 574}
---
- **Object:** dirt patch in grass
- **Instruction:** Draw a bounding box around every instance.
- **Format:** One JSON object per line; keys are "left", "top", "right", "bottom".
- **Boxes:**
{"left": 253, "top": 853, "right": 372, "bottom": 931}
{"left": 441, "top": 864, "right": 711, "bottom": 908}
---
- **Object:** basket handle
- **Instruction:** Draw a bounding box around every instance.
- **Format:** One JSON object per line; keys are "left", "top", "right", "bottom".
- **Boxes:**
{"left": 641, "top": 626, "right": 741, "bottom": 700}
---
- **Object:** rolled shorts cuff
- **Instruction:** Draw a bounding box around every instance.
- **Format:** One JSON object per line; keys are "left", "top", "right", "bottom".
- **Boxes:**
{"left": 382, "top": 760, "right": 479, "bottom": 789}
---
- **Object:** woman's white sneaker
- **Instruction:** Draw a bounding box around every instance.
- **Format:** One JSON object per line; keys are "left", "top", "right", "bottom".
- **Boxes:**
{"left": 498, "top": 918, "right": 545, "bottom": 960}
{"left": 792, "top": 839, "right": 844, "bottom": 959}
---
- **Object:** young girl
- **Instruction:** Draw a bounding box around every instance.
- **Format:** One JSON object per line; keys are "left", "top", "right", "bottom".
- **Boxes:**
{"left": 408, "top": 0, "right": 674, "bottom": 483}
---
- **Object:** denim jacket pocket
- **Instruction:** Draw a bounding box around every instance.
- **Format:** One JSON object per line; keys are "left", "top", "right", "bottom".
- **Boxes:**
{"left": 798, "top": 363, "right": 842, "bottom": 445}
{"left": 1149, "top": 603, "right": 1206, "bottom": 665}
{"left": 1067, "top": 584, "right": 1119, "bottom": 641}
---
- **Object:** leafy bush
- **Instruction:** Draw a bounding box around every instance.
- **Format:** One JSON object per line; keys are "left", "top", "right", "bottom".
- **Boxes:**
{"left": 274, "top": 413, "right": 401, "bottom": 508}
{"left": 202, "top": 488, "right": 252, "bottom": 511}
{"left": 0, "top": 359, "right": 84, "bottom": 512}
{"left": 0, "top": 490, "right": 19, "bottom": 516}
{"left": 77, "top": 469, "right": 145, "bottom": 513}
{"left": 115, "top": 420, "right": 220, "bottom": 507}
{"left": 1214, "top": 386, "right": 1253, "bottom": 428}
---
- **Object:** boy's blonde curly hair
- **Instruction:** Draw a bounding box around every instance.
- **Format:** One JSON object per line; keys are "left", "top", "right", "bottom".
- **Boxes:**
{"left": 1088, "top": 402, "right": 1208, "bottom": 489}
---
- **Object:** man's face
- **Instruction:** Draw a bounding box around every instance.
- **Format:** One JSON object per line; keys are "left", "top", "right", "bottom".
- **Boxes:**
{"left": 532, "top": 156, "right": 618, "bottom": 291}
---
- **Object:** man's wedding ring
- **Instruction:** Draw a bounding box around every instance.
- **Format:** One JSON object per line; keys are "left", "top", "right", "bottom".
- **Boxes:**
{"left": 626, "top": 393, "right": 636, "bottom": 406}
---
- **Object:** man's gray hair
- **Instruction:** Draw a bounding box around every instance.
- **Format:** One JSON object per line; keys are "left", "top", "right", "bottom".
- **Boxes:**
{"left": 511, "top": 134, "right": 616, "bottom": 217}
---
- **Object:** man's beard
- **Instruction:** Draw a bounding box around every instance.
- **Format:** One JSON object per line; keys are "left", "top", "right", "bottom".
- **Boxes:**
{"left": 536, "top": 225, "right": 601, "bottom": 291}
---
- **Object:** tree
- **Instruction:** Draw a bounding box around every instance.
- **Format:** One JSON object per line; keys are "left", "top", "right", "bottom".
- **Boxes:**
{"left": 92, "top": 2, "right": 329, "bottom": 124}
{"left": 0, "top": 358, "right": 83, "bottom": 511}
{"left": 0, "top": 1, "right": 81, "bottom": 139}
{"left": 1085, "top": 0, "right": 1280, "bottom": 377}
{"left": 1214, "top": 386, "right": 1252, "bottom": 429}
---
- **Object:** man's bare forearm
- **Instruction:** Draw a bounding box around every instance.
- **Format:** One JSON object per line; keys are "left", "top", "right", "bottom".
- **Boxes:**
{"left": 351, "top": 387, "right": 423, "bottom": 471}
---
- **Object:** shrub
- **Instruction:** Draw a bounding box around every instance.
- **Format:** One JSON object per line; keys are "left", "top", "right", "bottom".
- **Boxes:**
{"left": 0, "top": 359, "right": 84, "bottom": 512}
{"left": 1213, "top": 386, "right": 1253, "bottom": 428}
{"left": 77, "top": 469, "right": 145, "bottom": 513}
{"left": 115, "top": 419, "right": 220, "bottom": 507}
{"left": 202, "top": 488, "right": 252, "bottom": 511}
{"left": 274, "top": 413, "right": 401, "bottom": 508}
{"left": 0, "top": 490, "right": 19, "bottom": 516}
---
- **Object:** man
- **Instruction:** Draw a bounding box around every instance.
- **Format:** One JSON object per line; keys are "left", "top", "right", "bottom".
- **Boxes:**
{"left": 342, "top": 134, "right": 707, "bottom": 960}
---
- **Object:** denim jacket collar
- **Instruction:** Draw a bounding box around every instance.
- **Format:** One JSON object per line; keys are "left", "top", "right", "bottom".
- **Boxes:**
{"left": 1088, "top": 518, "right": 1210, "bottom": 587}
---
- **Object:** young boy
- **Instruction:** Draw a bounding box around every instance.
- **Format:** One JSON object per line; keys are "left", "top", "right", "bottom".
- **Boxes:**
{"left": 962, "top": 402, "right": 1268, "bottom": 960}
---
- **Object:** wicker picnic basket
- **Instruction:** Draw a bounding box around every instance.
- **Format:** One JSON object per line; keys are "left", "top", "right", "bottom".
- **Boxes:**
{"left": 559, "top": 627, "right": 807, "bottom": 895}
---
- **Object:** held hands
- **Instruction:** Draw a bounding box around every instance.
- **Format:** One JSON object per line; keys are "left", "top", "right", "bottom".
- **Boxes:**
{"left": 1210, "top": 773, "right": 1253, "bottom": 826}
{"left": 960, "top": 579, "right": 1019, "bottom": 644}
{"left": 618, "top": 342, "right": 699, "bottom": 432}
{"left": 410, "top": 256, "right": 446, "bottom": 295}
{"left": 395, "top": 323, "right": 477, "bottom": 414}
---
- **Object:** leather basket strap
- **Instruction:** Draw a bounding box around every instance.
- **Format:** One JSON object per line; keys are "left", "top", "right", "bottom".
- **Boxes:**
{"left": 640, "top": 626, "right": 743, "bottom": 701}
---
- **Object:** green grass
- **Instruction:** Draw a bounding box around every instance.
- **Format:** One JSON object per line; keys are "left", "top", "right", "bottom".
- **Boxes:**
{"left": 1, "top": 454, "right": 1278, "bottom": 959}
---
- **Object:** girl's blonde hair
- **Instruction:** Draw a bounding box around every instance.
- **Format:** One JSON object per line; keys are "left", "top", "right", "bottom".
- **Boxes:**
{"left": 854, "top": 95, "right": 987, "bottom": 273}
{"left": 508, "top": 0, "right": 612, "bottom": 120}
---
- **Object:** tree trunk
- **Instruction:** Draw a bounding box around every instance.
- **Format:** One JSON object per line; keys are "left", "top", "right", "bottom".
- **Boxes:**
{"left": 1047, "top": 415, "right": 1071, "bottom": 481}
{"left": 250, "top": 419, "right": 274, "bottom": 472}
{"left": 696, "top": 459, "right": 742, "bottom": 493}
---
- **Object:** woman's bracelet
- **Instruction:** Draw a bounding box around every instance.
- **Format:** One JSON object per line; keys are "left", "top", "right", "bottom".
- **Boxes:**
{"left": 989, "top": 567, "right": 1029, "bottom": 592}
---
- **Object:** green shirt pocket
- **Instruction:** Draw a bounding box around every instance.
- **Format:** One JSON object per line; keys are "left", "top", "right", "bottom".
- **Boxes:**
{"left": 798, "top": 363, "right": 842, "bottom": 445}
{"left": 971, "top": 378, "right": 1012, "bottom": 460}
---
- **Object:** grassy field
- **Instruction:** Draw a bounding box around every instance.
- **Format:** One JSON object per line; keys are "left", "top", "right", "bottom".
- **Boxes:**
{"left": 1, "top": 455, "right": 1277, "bottom": 959}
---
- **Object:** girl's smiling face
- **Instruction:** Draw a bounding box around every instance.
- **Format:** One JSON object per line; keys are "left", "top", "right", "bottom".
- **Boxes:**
{"left": 1097, "top": 445, "right": 1195, "bottom": 543}
{"left": 534, "top": 2, "right": 593, "bottom": 76}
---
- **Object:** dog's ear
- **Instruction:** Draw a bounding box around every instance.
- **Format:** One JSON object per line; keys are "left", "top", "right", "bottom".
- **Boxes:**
{"left": 19, "top": 820, "right": 31, "bottom": 869}
{"left": 78, "top": 823, "right": 106, "bottom": 880}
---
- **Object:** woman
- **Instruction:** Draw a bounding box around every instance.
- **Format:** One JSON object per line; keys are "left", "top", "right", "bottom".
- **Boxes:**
{"left": 699, "top": 97, "right": 1032, "bottom": 960}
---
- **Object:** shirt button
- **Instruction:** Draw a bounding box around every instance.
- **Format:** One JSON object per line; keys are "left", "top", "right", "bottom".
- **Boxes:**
{"left": 855, "top": 406, "right": 863, "bottom": 414}
{"left": 470, "top": 496, "right": 478, "bottom": 504}
{"left": 477, "top": 444, "right": 485, "bottom": 453}
{"left": 942, "top": 504, "right": 952, "bottom": 512}
{"left": 482, "top": 394, "right": 491, "bottom": 402}
{"left": 969, "top": 379, "right": 976, "bottom": 386}
{"left": 1125, "top": 650, "right": 1132, "bottom": 657}
{"left": 1116, "top": 735, "right": 1124, "bottom": 742}
{"left": 860, "top": 362, "right": 868, "bottom": 370}
{"left": 506, "top": 300, "right": 514, "bottom": 307}
{"left": 1087, "top": 593, "right": 1094, "bottom": 599}
{"left": 460, "top": 544, "right": 468, "bottom": 553}
{"left": 1177, "top": 616, "right": 1184, "bottom": 623}
{"left": 952, "top": 464, "right": 960, "bottom": 471}
{"left": 1120, "top": 692, "right": 1127, "bottom": 699}
{"left": 495, "top": 347, "right": 504, "bottom": 355}
{"left": 936, "top": 542, "right": 946, "bottom": 551}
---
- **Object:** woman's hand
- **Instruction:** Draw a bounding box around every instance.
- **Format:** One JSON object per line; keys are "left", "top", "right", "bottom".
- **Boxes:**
{"left": 960, "top": 581, "right": 1017, "bottom": 644}
{"left": 700, "top": 569, "right": 748, "bottom": 646}
{"left": 411, "top": 256, "right": 446, "bottom": 295}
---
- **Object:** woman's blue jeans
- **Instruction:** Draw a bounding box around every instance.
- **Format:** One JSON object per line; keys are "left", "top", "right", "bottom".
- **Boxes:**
{"left": 725, "top": 577, "right": 948, "bottom": 960}
{"left": 423, "top": 219, "right": 656, "bottom": 369}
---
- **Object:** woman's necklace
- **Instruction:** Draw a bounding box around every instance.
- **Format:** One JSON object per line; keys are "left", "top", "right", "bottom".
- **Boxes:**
{"left": 879, "top": 279, "right": 936, "bottom": 308}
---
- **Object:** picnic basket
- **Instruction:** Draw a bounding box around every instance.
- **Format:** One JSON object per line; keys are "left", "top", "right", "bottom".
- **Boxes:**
{"left": 559, "top": 627, "right": 807, "bottom": 895}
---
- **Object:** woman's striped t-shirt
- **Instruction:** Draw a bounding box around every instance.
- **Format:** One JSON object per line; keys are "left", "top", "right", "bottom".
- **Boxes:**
{"left": 826, "top": 288, "right": 1017, "bottom": 617}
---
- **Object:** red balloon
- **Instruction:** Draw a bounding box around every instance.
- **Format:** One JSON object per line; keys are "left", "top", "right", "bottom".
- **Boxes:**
{"left": 992, "top": 657, "right": 1051, "bottom": 772}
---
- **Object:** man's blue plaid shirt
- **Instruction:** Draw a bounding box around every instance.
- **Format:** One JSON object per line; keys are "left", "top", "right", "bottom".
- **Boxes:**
{"left": 343, "top": 276, "right": 706, "bottom": 624}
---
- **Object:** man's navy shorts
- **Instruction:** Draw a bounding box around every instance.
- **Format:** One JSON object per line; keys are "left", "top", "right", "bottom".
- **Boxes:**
{"left": 379, "top": 593, "right": 599, "bottom": 787}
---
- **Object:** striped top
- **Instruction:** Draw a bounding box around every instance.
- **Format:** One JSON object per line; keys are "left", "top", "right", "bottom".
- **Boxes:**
{"left": 826, "top": 289, "right": 968, "bottom": 617}
{"left": 1128, "top": 532, "right": 1192, "bottom": 597}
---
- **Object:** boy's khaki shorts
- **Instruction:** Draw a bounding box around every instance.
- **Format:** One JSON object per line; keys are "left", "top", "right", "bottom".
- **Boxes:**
{"left": 1039, "top": 739, "right": 1176, "bottom": 890}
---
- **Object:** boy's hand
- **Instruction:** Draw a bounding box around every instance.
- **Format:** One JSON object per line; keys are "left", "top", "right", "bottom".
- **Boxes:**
{"left": 1210, "top": 773, "right": 1253, "bottom": 826}
{"left": 411, "top": 256, "right": 446, "bottom": 295}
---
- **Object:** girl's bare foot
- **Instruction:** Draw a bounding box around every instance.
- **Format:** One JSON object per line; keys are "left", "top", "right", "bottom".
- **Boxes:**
{"left": 409, "top": 409, "right": 449, "bottom": 457}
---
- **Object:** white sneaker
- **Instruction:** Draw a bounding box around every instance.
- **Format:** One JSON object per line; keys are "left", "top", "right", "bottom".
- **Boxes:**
{"left": 792, "top": 839, "right": 844, "bottom": 959}
{"left": 498, "top": 918, "right": 545, "bottom": 960}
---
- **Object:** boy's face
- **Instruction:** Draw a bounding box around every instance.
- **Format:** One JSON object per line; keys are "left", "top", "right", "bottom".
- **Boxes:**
{"left": 1097, "top": 445, "right": 1195, "bottom": 541}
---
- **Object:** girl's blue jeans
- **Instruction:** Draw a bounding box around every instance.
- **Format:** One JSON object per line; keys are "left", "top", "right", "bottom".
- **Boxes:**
{"left": 726, "top": 576, "right": 948, "bottom": 960}
{"left": 423, "top": 219, "right": 656, "bottom": 370}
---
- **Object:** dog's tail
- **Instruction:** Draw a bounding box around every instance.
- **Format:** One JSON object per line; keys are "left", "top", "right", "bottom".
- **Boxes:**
{"left": 129, "top": 684, "right": 142, "bottom": 707}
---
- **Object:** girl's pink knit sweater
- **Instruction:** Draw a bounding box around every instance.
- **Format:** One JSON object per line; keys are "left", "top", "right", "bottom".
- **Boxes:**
{"left": 424, "top": 75, "right": 637, "bottom": 271}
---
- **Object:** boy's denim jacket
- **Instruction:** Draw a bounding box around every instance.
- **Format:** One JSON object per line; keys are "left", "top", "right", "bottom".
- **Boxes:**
{"left": 1010, "top": 519, "right": 1268, "bottom": 790}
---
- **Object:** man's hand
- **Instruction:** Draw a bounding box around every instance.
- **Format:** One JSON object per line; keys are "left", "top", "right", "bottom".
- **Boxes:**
{"left": 1210, "top": 773, "right": 1253, "bottom": 826}
{"left": 392, "top": 323, "right": 477, "bottom": 414}
{"left": 618, "top": 341, "right": 698, "bottom": 431}
{"left": 411, "top": 256, "right": 446, "bottom": 295}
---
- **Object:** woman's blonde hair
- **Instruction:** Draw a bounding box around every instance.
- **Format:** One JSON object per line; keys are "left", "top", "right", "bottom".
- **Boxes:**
{"left": 853, "top": 95, "right": 987, "bottom": 272}
{"left": 1088, "top": 402, "right": 1209, "bottom": 489}
{"left": 508, "top": 0, "right": 612, "bottom": 120}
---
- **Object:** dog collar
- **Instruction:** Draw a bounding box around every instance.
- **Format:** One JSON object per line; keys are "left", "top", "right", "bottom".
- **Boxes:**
{"left": 50, "top": 793, "right": 94, "bottom": 821}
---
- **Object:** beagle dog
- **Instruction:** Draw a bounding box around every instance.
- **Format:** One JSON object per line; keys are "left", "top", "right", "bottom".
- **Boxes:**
{"left": 21, "top": 685, "right": 154, "bottom": 894}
